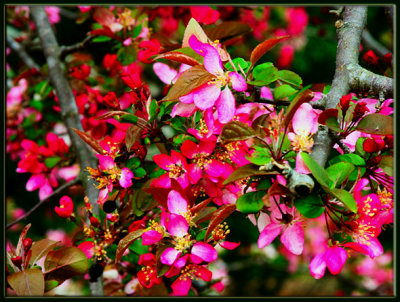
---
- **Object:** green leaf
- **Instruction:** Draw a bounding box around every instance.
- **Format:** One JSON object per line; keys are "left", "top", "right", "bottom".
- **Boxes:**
{"left": 355, "top": 137, "right": 367, "bottom": 157}
{"left": 44, "top": 247, "right": 88, "bottom": 284}
{"left": 325, "top": 116, "right": 345, "bottom": 133}
{"left": 300, "top": 152, "right": 334, "bottom": 189}
{"left": 220, "top": 121, "right": 256, "bottom": 143}
{"left": 355, "top": 114, "right": 393, "bottom": 135}
{"left": 45, "top": 280, "right": 59, "bottom": 292}
{"left": 326, "top": 162, "right": 355, "bottom": 186}
{"left": 126, "top": 157, "right": 141, "bottom": 170}
{"left": 44, "top": 156, "right": 61, "bottom": 169}
{"left": 120, "top": 114, "right": 139, "bottom": 124}
{"left": 149, "top": 99, "right": 158, "bottom": 122}
{"left": 247, "top": 145, "right": 271, "bottom": 166}
{"left": 225, "top": 57, "right": 249, "bottom": 72}
{"left": 251, "top": 62, "right": 279, "bottom": 86}
{"left": 294, "top": 194, "right": 325, "bottom": 218}
{"left": 378, "top": 155, "right": 393, "bottom": 176}
{"left": 132, "top": 24, "right": 142, "bottom": 38}
{"left": 329, "top": 188, "right": 357, "bottom": 213}
{"left": 274, "top": 84, "right": 298, "bottom": 100}
{"left": 92, "top": 35, "right": 112, "bottom": 43}
{"left": 134, "top": 167, "right": 147, "bottom": 178}
{"left": 328, "top": 153, "right": 366, "bottom": 181}
{"left": 278, "top": 70, "right": 303, "bottom": 89}
{"left": 236, "top": 191, "right": 265, "bottom": 214}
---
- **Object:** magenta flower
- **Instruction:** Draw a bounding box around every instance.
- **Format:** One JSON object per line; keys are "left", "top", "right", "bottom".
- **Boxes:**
{"left": 180, "top": 35, "right": 247, "bottom": 123}
{"left": 257, "top": 203, "right": 304, "bottom": 255}
{"left": 309, "top": 245, "right": 348, "bottom": 279}
{"left": 55, "top": 195, "right": 74, "bottom": 218}
{"left": 181, "top": 138, "right": 225, "bottom": 183}
{"left": 153, "top": 150, "right": 189, "bottom": 189}
{"left": 171, "top": 264, "right": 212, "bottom": 296}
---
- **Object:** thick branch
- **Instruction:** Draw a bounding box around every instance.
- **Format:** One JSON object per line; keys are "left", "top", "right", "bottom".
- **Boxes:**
{"left": 6, "top": 178, "right": 80, "bottom": 229}
{"left": 30, "top": 6, "right": 103, "bottom": 295}
{"left": 311, "top": 6, "right": 368, "bottom": 167}
{"left": 347, "top": 63, "right": 393, "bottom": 97}
{"left": 7, "top": 36, "right": 39, "bottom": 71}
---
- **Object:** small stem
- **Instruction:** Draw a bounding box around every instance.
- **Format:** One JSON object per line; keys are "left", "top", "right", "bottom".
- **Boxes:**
{"left": 6, "top": 178, "right": 81, "bottom": 229}
{"left": 324, "top": 210, "right": 333, "bottom": 240}
{"left": 272, "top": 196, "right": 285, "bottom": 217}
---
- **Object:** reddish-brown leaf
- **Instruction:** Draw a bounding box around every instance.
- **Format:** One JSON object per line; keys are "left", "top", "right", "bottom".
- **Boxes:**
{"left": 182, "top": 18, "right": 209, "bottom": 48}
{"left": 205, "top": 204, "right": 236, "bottom": 239}
{"left": 317, "top": 108, "right": 339, "bottom": 125}
{"left": 283, "top": 89, "right": 315, "bottom": 129}
{"left": 311, "top": 83, "right": 327, "bottom": 92}
{"left": 193, "top": 207, "right": 217, "bottom": 225}
{"left": 191, "top": 198, "right": 213, "bottom": 214}
{"left": 89, "top": 25, "right": 123, "bottom": 42}
{"left": 16, "top": 224, "right": 31, "bottom": 257}
{"left": 205, "top": 21, "right": 252, "bottom": 43}
{"left": 144, "top": 187, "right": 169, "bottom": 209}
{"left": 44, "top": 247, "right": 88, "bottom": 284}
{"left": 92, "top": 7, "right": 115, "bottom": 27}
{"left": 153, "top": 51, "right": 200, "bottom": 66}
{"left": 115, "top": 229, "right": 145, "bottom": 263}
{"left": 265, "top": 181, "right": 292, "bottom": 207}
{"left": 71, "top": 128, "right": 104, "bottom": 154}
{"left": 7, "top": 268, "right": 45, "bottom": 296}
{"left": 125, "top": 124, "right": 142, "bottom": 151}
{"left": 250, "top": 35, "right": 290, "bottom": 66}
{"left": 29, "top": 239, "right": 59, "bottom": 266}
{"left": 162, "top": 65, "right": 215, "bottom": 101}
{"left": 95, "top": 111, "right": 127, "bottom": 120}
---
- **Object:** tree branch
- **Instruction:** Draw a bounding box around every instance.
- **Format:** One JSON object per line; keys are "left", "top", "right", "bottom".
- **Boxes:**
{"left": 6, "top": 178, "right": 80, "bottom": 229}
{"left": 59, "top": 35, "right": 95, "bottom": 59}
{"left": 361, "top": 29, "right": 390, "bottom": 57}
{"left": 7, "top": 36, "right": 39, "bottom": 71}
{"left": 30, "top": 5, "right": 103, "bottom": 296}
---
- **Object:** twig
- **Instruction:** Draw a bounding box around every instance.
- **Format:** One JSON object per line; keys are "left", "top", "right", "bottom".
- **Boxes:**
{"left": 6, "top": 178, "right": 80, "bottom": 229}
{"left": 60, "top": 35, "right": 95, "bottom": 59}
{"left": 361, "top": 29, "right": 390, "bottom": 57}
{"left": 30, "top": 6, "right": 103, "bottom": 296}
{"left": 6, "top": 36, "right": 39, "bottom": 71}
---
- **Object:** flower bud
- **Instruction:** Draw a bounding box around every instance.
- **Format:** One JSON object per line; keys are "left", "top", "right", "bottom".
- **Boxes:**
{"left": 23, "top": 238, "right": 32, "bottom": 252}
{"left": 11, "top": 256, "right": 22, "bottom": 268}
{"left": 102, "top": 92, "right": 119, "bottom": 109}
{"left": 90, "top": 216, "right": 100, "bottom": 228}
{"left": 352, "top": 102, "right": 369, "bottom": 122}
{"left": 55, "top": 196, "right": 74, "bottom": 218}
{"left": 369, "top": 155, "right": 382, "bottom": 166}
{"left": 363, "top": 50, "right": 379, "bottom": 66}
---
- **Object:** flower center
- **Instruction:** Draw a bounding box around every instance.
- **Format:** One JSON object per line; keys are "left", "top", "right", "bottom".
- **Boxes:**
{"left": 291, "top": 130, "right": 314, "bottom": 152}
{"left": 173, "top": 234, "right": 192, "bottom": 252}
{"left": 199, "top": 119, "right": 209, "bottom": 135}
{"left": 212, "top": 222, "right": 230, "bottom": 242}
{"left": 167, "top": 164, "right": 184, "bottom": 178}
{"left": 194, "top": 153, "right": 212, "bottom": 169}
{"left": 377, "top": 187, "right": 393, "bottom": 210}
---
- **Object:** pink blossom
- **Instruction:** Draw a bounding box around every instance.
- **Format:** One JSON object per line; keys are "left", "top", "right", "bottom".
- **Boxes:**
{"left": 153, "top": 151, "right": 189, "bottom": 189}
{"left": 190, "top": 6, "right": 220, "bottom": 25}
{"left": 258, "top": 203, "right": 304, "bottom": 255}
{"left": 55, "top": 195, "right": 74, "bottom": 218}
{"left": 77, "top": 241, "right": 95, "bottom": 259}
{"left": 309, "top": 245, "right": 347, "bottom": 279}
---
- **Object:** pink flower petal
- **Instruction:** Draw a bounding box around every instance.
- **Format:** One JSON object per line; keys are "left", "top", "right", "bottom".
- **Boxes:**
{"left": 257, "top": 223, "right": 283, "bottom": 249}
{"left": 171, "top": 103, "right": 197, "bottom": 117}
{"left": 167, "top": 214, "right": 189, "bottom": 237}
{"left": 153, "top": 154, "right": 172, "bottom": 170}
{"left": 229, "top": 72, "right": 247, "bottom": 92}
{"left": 77, "top": 241, "right": 95, "bottom": 259}
{"left": 261, "top": 86, "right": 273, "bottom": 99}
{"left": 26, "top": 174, "right": 46, "bottom": 191}
{"left": 171, "top": 275, "right": 192, "bottom": 296}
{"left": 142, "top": 230, "right": 163, "bottom": 245}
{"left": 295, "top": 152, "right": 311, "bottom": 174}
{"left": 153, "top": 62, "right": 177, "bottom": 84}
{"left": 342, "top": 242, "right": 373, "bottom": 257}
{"left": 39, "top": 180, "right": 53, "bottom": 200}
{"left": 216, "top": 88, "right": 235, "bottom": 123}
{"left": 193, "top": 84, "right": 221, "bottom": 110}
{"left": 191, "top": 242, "right": 218, "bottom": 262}
{"left": 309, "top": 253, "right": 327, "bottom": 279}
{"left": 181, "top": 140, "right": 198, "bottom": 159}
{"left": 179, "top": 92, "right": 194, "bottom": 104}
{"left": 325, "top": 246, "right": 347, "bottom": 275}
{"left": 161, "top": 247, "right": 181, "bottom": 265}
{"left": 202, "top": 45, "right": 224, "bottom": 75}
{"left": 167, "top": 190, "right": 188, "bottom": 215}
{"left": 194, "top": 266, "right": 212, "bottom": 281}
{"left": 365, "top": 237, "right": 384, "bottom": 258}
{"left": 220, "top": 241, "right": 240, "bottom": 250}
{"left": 281, "top": 223, "right": 304, "bottom": 255}
{"left": 292, "top": 103, "right": 318, "bottom": 134}
{"left": 188, "top": 163, "right": 202, "bottom": 184}
{"left": 204, "top": 159, "right": 225, "bottom": 177}
{"left": 119, "top": 168, "right": 133, "bottom": 188}
{"left": 98, "top": 188, "right": 109, "bottom": 204}
{"left": 96, "top": 154, "right": 116, "bottom": 170}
